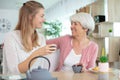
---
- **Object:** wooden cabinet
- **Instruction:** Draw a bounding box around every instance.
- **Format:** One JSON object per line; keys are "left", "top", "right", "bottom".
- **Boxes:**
{"left": 76, "top": 6, "right": 90, "bottom": 13}
{"left": 91, "top": 0, "right": 120, "bottom": 22}
{"left": 90, "top": 0, "right": 105, "bottom": 17}
{"left": 108, "top": 0, "right": 120, "bottom": 22}
{"left": 108, "top": 37, "right": 120, "bottom": 62}
{"left": 92, "top": 22, "right": 113, "bottom": 38}
{"left": 90, "top": 0, "right": 120, "bottom": 63}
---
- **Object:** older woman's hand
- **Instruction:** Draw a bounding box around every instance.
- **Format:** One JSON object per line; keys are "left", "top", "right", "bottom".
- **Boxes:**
{"left": 81, "top": 65, "right": 87, "bottom": 72}
{"left": 75, "top": 63, "right": 87, "bottom": 72}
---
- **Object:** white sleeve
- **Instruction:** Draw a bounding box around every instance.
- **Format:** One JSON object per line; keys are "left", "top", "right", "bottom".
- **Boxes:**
{"left": 3, "top": 33, "right": 20, "bottom": 74}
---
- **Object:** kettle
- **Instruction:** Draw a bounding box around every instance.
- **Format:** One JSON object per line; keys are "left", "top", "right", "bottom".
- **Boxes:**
{"left": 26, "top": 56, "right": 57, "bottom": 80}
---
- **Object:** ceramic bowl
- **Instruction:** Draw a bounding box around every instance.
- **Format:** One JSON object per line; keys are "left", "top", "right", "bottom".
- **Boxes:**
{"left": 72, "top": 65, "right": 82, "bottom": 73}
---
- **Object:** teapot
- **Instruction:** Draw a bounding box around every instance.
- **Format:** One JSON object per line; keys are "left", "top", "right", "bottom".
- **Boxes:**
{"left": 26, "top": 56, "right": 57, "bottom": 80}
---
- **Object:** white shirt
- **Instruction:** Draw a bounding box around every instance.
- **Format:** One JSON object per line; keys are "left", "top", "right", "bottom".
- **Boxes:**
{"left": 2, "top": 30, "right": 46, "bottom": 74}
{"left": 62, "top": 49, "right": 82, "bottom": 72}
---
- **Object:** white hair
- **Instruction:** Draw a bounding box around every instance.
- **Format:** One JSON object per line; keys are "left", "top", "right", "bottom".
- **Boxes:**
{"left": 70, "top": 12, "right": 95, "bottom": 35}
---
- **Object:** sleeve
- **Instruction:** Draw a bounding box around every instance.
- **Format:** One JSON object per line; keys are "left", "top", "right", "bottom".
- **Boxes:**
{"left": 87, "top": 43, "right": 98, "bottom": 69}
{"left": 46, "top": 35, "right": 67, "bottom": 49}
{"left": 3, "top": 33, "right": 20, "bottom": 74}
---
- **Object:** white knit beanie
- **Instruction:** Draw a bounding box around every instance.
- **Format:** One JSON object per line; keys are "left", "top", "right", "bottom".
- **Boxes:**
{"left": 70, "top": 12, "right": 95, "bottom": 34}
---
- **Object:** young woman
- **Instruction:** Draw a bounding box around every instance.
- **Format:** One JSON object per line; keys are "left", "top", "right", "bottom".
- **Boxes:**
{"left": 3, "top": 1, "right": 56, "bottom": 74}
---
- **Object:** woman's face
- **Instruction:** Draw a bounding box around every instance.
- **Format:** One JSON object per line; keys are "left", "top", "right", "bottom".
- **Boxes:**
{"left": 32, "top": 8, "right": 45, "bottom": 28}
{"left": 70, "top": 21, "right": 87, "bottom": 37}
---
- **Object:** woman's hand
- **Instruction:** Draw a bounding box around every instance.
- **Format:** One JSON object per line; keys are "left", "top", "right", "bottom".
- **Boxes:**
{"left": 37, "top": 44, "right": 57, "bottom": 55}
{"left": 75, "top": 63, "right": 87, "bottom": 72}
{"left": 81, "top": 65, "right": 87, "bottom": 72}
{"left": 18, "top": 44, "right": 57, "bottom": 73}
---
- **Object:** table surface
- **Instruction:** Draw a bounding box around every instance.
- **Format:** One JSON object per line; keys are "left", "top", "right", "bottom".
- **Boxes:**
{"left": 0, "top": 68, "right": 119, "bottom": 80}
{"left": 52, "top": 70, "right": 119, "bottom": 80}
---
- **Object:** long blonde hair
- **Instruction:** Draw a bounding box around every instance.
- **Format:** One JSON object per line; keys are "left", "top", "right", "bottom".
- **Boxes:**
{"left": 15, "top": 1, "right": 44, "bottom": 52}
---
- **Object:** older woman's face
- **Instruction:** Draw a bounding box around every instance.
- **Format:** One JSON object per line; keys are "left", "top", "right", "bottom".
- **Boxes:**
{"left": 32, "top": 8, "right": 45, "bottom": 28}
{"left": 70, "top": 21, "right": 87, "bottom": 37}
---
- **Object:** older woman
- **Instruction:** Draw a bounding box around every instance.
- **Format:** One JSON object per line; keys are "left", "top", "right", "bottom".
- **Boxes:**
{"left": 46, "top": 12, "right": 98, "bottom": 72}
